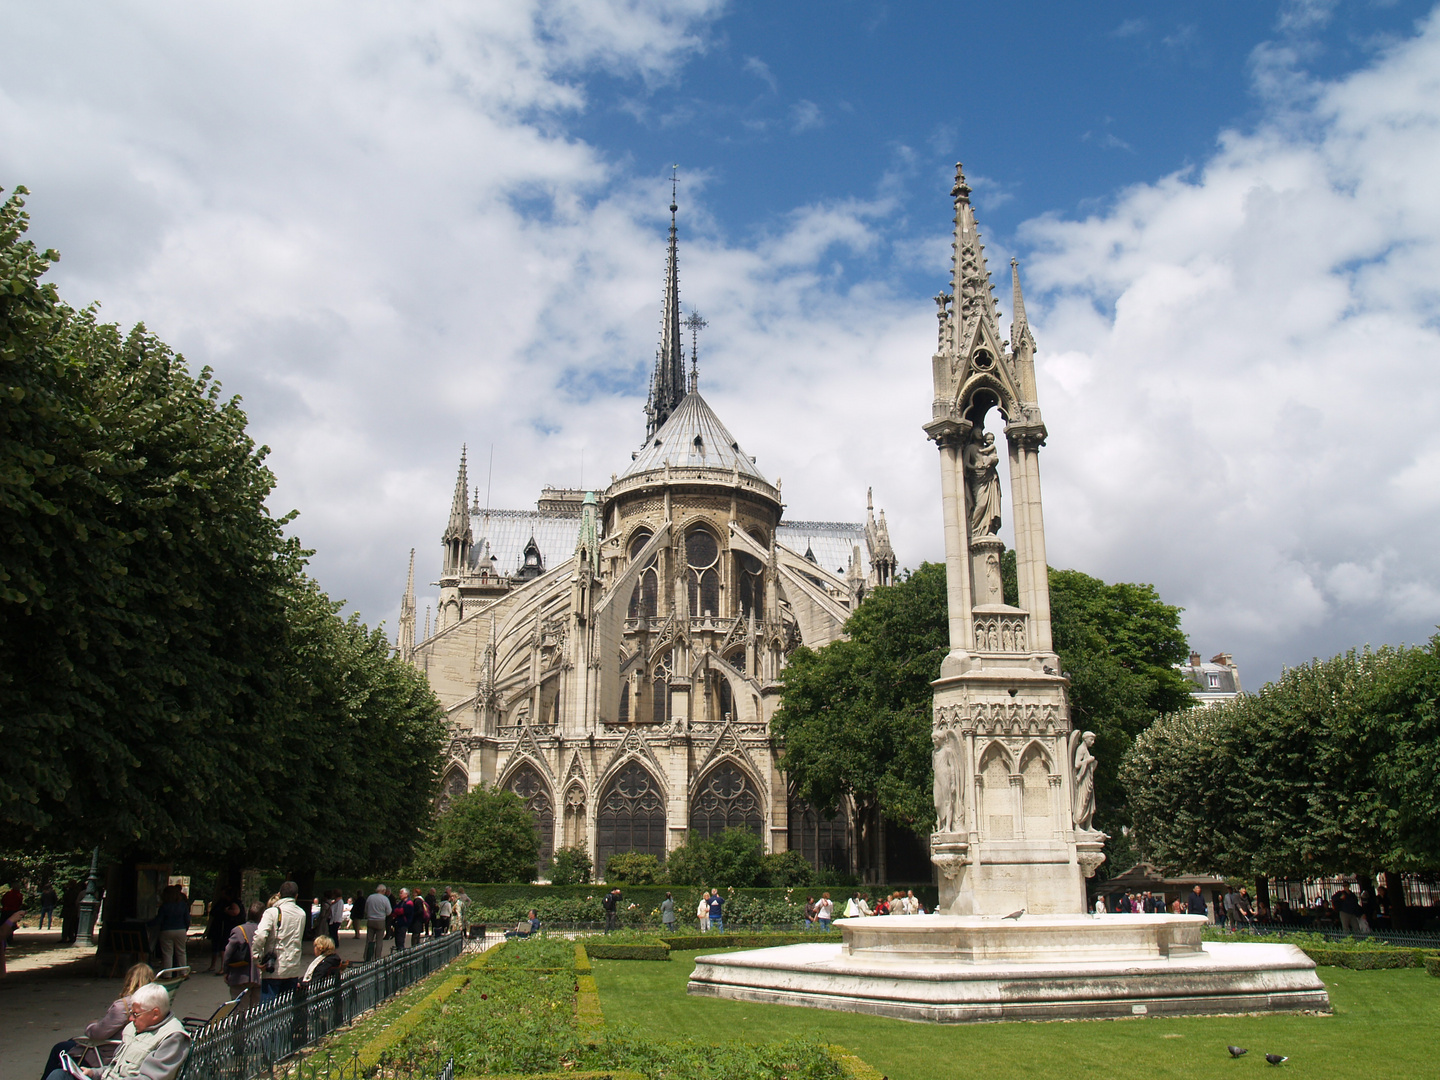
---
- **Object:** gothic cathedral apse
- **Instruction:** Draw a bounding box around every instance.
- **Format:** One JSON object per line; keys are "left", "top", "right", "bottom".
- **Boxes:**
{"left": 400, "top": 192, "right": 899, "bottom": 879}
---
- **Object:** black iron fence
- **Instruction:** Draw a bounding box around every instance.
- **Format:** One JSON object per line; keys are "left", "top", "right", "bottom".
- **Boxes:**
{"left": 180, "top": 933, "right": 464, "bottom": 1080}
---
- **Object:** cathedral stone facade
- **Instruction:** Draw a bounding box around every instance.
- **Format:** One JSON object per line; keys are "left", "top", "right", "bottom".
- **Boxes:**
{"left": 401, "top": 198, "right": 897, "bottom": 880}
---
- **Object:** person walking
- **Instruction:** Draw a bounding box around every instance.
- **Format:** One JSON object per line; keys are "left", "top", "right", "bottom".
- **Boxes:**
{"left": 435, "top": 890, "right": 452, "bottom": 936}
{"left": 326, "top": 891, "right": 344, "bottom": 942}
{"left": 205, "top": 898, "right": 242, "bottom": 974}
{"left": 391, "top": 888, "right": 415, "bottom": 951}
{"left": 454, "top": 889, "right": 471, "bottom": 939}
{"left": 223, "top": 901, "right": 265, "bottom": 1009}
{"left": 817, "top": 893, "right": 833, "bottom": 930}
{"left": 252, "top": 881, "right": 306, "bottom": 1001}
{"left": 803, "top": 896, "right": 816, "bottom": 928}
{"left": 363, "top": 885, "right": 391, "bottom": 961}
{"left": 1187, "top": 885, "right": 1208, "bottom": 920}
{"left": 1222, "top": 886, "right": 1238, "bottom": 928}
{"left": 151, "top": 885, "right": 191, "bottom": 970}
{"left": 40, "top": 885, "right": 58, "bottom": 930}
{"left": 661, "top": 892, "right": 675, "bottom": 931}
{"left": 602, "top": 888, "right": 621, "bottom": 933}
{"left": 708, "top": 890, "right": 724, "bottom": 932}
{"left": 697, "top": 891, "right": 711, "bottom": 932}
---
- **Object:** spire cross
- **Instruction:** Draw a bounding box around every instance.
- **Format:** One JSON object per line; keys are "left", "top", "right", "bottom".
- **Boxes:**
{"left": 684, "top": 310, "right": 707, "bottom": 392}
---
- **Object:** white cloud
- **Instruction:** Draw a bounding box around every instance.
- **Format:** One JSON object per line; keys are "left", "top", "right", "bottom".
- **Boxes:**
{"left": 790, "top": 99, "right": 823, "bottom": 133}
{"left": 1018, "top": 11, "right": 1440, "bottom": 682}
{"left": 2, "top": 0, "right": 1438, "bottom": 694}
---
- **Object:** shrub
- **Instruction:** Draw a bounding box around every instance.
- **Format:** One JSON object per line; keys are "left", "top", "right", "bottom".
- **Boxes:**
{"left": 408, "top": 786, "right": 539, "bottom": 883}
{"left": 584, "top": 937, "right": 671, "bottom": 961}
{"left": 604, "top": 851, "right": 664, "bottom": 884}
{"left": 1425, "top": 955, "right": 1440, "bottom": 977}
{"left": 759, "top": 849, "right": 815, "bottom": 887}
{"left": 550, "top": 845, "right": 593, "bottom": 886}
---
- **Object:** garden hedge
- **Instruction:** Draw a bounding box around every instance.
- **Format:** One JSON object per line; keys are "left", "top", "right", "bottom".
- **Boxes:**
{"left": 584, "top": 938, "right": 671, "bottom": 961}
{"left": 659, "top": 930, "right": 843, "bottom": 949}
{"left": 1303, "top": 946, "right": 1437, "bottom": 970}
{"left": 1425, "top": 955, "right": 1440, "bottom": 977}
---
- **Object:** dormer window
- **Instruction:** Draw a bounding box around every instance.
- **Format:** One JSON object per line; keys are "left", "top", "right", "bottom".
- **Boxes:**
{"left": 1206, "top": 672, "right": 1220, "bottom": 689}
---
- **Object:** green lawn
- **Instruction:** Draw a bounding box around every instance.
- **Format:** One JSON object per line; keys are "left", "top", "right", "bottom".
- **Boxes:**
{"left": 591, "top": 948, "right": 1440, "bottom": 1080}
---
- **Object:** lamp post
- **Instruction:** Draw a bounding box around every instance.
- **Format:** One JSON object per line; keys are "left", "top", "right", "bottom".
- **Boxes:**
{"left": 76, "top": 847, "right": 102, "bottom": 947}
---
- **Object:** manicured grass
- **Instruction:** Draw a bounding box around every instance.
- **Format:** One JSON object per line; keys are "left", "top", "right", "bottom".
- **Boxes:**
{"left": 592, "top": 948, "right": 1440, "bottom": 1080}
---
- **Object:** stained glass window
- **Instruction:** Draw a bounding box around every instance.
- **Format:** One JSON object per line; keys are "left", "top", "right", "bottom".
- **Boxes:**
{"left": 438, "top": 767, "right": 468, "bottom": 814}
{"left": 628, "top": 530, "right": 658, "bottom": 618}
{"left": 596, "top": 761, "right": 667, "bottom": 866}
{"left": 507, "top": 763, "right": 555, "bottom": 879}
{"left": 686, "top": 528, "right": 721, "bottom": 617}
{"left": 736, "top": 552, "right": 765, "bottom": 617}
{"left": 689, "top": 761, "right": 763, "bottom": 839}
{"left": 787, "top": 794, "right": 850, "bottom": 872}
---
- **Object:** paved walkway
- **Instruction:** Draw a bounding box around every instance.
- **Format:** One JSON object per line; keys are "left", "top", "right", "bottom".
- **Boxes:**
{"left": 0, "top": 926, "right": 377, "bottom": 1080}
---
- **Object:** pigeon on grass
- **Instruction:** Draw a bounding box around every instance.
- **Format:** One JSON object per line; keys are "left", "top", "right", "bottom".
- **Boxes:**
{"left": 1265, "top": 1054, "right": 1288, "bottom": 1066}
{"left": 1226, "top": 1046, "right": 1248, "bottom": 1058}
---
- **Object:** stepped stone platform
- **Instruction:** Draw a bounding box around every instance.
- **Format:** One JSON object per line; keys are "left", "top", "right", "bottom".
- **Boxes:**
{"left": 687, "top": 915, "right": 1330, "bottom": 1023}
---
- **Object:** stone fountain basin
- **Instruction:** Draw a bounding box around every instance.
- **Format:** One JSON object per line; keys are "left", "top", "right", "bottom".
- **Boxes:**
{"left": 836, "top": 914, "right": 1206, "bottom": 964}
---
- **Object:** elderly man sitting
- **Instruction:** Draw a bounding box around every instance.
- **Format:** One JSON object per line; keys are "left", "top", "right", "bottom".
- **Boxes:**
{"left": 47, "top": 983, "right": 190, "bottom": 1080}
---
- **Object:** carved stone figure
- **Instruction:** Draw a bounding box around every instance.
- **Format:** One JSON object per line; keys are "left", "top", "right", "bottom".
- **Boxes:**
{"left": 963, "top": 430, "right": 1002, "bottom": 538}
{"left": 1070, "top": 729, "right": 1098, "bottom": 831}
{"left": 933, "top": 730, "right": 964, "bottom": 833}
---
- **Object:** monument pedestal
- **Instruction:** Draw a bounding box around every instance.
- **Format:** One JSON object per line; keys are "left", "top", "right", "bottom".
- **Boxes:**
{"left": 687, "top": 916, "right": 1330, "bottom": 1023}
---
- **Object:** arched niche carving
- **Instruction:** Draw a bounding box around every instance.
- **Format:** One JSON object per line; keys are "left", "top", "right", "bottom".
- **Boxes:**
{"left": 977, "top": 741, "right": 1015, "bottom": 841}
{"left": 563, "top": 783, "right": 587, "bottom": 850}
{"left": 596, "top": 759, "right": 666, "bottom": 868}
{"left": 1018, "top": 742, "right": 1054, "bottom": 833}
{"left": 504, "top": 761, "right": 555, "bottom": 879}
{"left": 689, "top": 759, "right": 764, "bottom": 840}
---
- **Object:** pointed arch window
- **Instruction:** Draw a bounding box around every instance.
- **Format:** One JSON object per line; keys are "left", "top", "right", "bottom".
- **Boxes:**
{"left": 787, "top": 792, "right": 850, "bottom": 872}
{"left": 506, "top": 763, "right": 555, "bottom": 879}
{"left": 628, "top": 530, "right": 658, "bottom": 618}
{"left": 689, "top": 761, "right": 763, "bottom": 840}
{"left": 686, "top": 528, "right": 721, "bottom": 617}
{"left": 736, "top": 551, "right": 765, "bottom": 617}
{"left": 596, "top": 761, "right": 666, "bottom": 867}
{"left": 650, "top": 650, "right": 673, "bottom": 725}
{"left": 437, "top": 766, "right": 469, "bottom": 815}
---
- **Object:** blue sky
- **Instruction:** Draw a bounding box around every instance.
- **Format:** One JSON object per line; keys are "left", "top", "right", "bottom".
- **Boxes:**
{"left": 2, "top": 0, "right": 1439, "bottom": 686}
{"left": 569, "top": 0, "right": 1433, "bottom": 295}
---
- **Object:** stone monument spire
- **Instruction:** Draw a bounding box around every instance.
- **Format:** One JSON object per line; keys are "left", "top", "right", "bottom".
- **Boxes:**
{"left": 923, "top": 162, "right": 1103, "bottom": 916}
{"left": 645, "top": 176, "right": 686, "bottom": 439}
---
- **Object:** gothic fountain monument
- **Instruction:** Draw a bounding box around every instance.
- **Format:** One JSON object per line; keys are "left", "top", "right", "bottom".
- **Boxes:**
{"left": 686, "top": 165, "right": 1330, "bottom": 1022}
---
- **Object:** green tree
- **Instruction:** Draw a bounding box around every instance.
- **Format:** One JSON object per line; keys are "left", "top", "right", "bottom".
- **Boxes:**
{"left": 1122, "top": 640, "right": 1440, "bottom": 883}
{"left": 775, "top": 559, "right": 1190, "bottom": 878}
{"left": 549, "top": 845, "right": 592, "bottom": 886}
{"left": 772, "top": 563, "right": 947, "bottom": 878}
{"left": 1, "top": 187, "right": 300, "bottom": 852}
{"left": 411, "top": 786, "right": 540, "bottom": 883}
{"left": 1, "top": 187, "right": 445, "bottom": 878}
{"left": 603, "top": 852, "right": 663, "bottom": 884}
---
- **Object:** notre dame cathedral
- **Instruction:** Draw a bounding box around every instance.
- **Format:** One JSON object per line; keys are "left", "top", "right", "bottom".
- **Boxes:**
{"left": 400, "top": 195, "right": 904, "bottom": 881}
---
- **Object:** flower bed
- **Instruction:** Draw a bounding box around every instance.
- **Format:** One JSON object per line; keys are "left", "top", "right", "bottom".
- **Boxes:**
{"left": 342, "top": 937, "right": 865, "bottom": 1080}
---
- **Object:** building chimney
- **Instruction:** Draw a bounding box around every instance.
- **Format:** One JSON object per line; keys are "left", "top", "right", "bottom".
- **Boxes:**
{"left": 1211, "top": 652, "right": 1233, "bottom": 667}
{"left": 1189, "top": 652, "right": 1201, "bottom": 668}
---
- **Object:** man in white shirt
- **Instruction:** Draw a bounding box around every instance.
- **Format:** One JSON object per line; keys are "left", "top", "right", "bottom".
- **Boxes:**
{"left": 363, "top": 885, "right": 393, "bottom": 960}
{"left": 252, "top": 881, "right": 306, "bottom": 1000}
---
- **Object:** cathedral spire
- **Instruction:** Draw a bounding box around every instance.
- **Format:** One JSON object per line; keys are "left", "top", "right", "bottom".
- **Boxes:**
{"left": 442, "top": 446, "right": 472, "bottom": 577}
{"left": 645, "top": 172, "right": 686, "bottom": 440}
{"left": 950, "top": 163, "right": 1001, "bottom": 349}
{"left": 398, "top": 548, "right": 416, "bottom": 661}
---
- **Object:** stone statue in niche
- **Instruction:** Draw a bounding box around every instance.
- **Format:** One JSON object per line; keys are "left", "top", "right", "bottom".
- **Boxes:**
{"left": 963, "top": 429, "right": 1003, "bottom": 538}
{"left": 933, "top": 729, "right": 964, "bottom": 834}
{"left": 1070, "top": 729, "right": 1098, "bottom": 831}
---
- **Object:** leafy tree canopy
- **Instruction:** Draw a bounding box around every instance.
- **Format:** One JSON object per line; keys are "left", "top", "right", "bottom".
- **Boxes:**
{"left": 1122, "top": 639, "right": 1440, "bottom": 879}
{"left": 410, "top": 786, "right": 540, "bottom": 883}
{"left": 0, "top": 187, "right": 445, "bottom": 873}
{"left": 774, "top": 558, "right": 1191, "bottom": 868}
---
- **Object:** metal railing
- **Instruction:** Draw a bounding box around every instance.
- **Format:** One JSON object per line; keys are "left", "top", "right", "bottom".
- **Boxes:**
{"left": 181, "top": 933, "right": 464, "bottom": 1080}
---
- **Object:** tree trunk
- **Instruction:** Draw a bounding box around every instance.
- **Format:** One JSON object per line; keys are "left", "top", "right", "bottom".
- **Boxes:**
{"left": 1254, "top": 875, "right": 1270, "bottom": 912}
